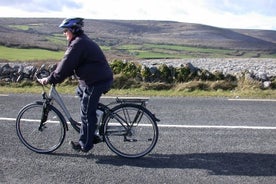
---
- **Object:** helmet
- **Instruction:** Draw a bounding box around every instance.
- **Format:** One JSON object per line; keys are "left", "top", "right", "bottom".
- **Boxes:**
{"left": 59, "top": 18, "right": 84, "bottom": 29}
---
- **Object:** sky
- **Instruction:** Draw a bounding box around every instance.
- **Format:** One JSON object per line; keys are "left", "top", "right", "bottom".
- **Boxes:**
{"left": 0, "top": 0, "right": 276, "bottom": 30}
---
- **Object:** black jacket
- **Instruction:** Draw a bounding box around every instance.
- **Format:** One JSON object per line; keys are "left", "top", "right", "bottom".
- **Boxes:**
{"left": 48, "top": 33, "right": 113, "bottom": 86}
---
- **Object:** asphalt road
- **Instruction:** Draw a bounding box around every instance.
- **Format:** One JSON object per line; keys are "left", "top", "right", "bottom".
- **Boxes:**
{"left": 0, "top": 93, "right": 276, "bottom": 184}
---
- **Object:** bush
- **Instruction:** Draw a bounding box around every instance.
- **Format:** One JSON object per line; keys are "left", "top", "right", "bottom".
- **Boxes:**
{"left": 175, "top": 66, "right": 190, "bottom": 82}
{"left": 141, "top": 65, "right": 152, "bottom": 82}
{"left": 112, "top": 74, "right": 141, "bottom": 89}
{"left": 141, "top": 82, "right": 173, "bottom": 90}
{"left": 123, "top": 62, "right": 141, "bottom": 78}
{"left": 174, "top": 80, "right": 238, "bottom": 91}
{"left": 269, "top": 79, "right": 276, "bottom": 89}
{"left": 15, "top": 80, "right": 34, "bottom": 87}
{"left": 110, "top": 60, "right": 141, "bottom": 79}
{"left": 110, "top": 60, "right": 127, "bottom": 74}
{"left": 174, "top": 81, "right": 209, "bottom": 92}
{"left": 197, "top": 69, "right": 216, "bottom": 81}
{"left": 158, "top": 64, "right": 175, "bottom": 83}
{"left": 237, "top": 72, "right": 262, "bottom": 90}
{"left": 210, "top": 80, "right": 237, "bottom": 90}
{"left": 213, "top": 71, "right": 225, "bottom": 80}
{"left": 224, "top": 74, "right": 237, "bottom": 82}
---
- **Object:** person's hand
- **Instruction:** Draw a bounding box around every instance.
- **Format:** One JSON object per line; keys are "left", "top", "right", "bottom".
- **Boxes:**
{"left": 37, "top": 78, "right": 48, "bottom": 85}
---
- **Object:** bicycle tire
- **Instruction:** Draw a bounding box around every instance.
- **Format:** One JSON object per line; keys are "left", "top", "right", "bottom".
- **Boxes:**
{"left": 16, "top": 102, "right": 67, "bottom": 153}
{"left": 103, "top": 103, "right": 158, "bottom": 158}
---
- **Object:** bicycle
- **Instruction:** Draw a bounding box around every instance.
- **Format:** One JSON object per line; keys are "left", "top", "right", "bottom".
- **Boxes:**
{"left": 15, "top": 80, "right": 159, "bottom": 158}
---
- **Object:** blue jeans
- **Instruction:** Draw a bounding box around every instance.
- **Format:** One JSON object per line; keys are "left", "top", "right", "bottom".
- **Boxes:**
{"left": 76, "top": 81, "right": 112, "bottom": 151}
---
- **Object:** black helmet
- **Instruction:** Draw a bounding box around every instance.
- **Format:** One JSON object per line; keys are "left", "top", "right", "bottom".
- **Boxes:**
{"left": 59, "top": 17, "right": 84, "bottom": 29}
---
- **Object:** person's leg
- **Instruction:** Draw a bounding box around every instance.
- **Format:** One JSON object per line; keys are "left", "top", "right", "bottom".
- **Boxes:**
{"left": 79, "top": 82, "right": 112, "bottom": 151}
{"left": 78, "top": 86, "right": 98, "bottom": 151}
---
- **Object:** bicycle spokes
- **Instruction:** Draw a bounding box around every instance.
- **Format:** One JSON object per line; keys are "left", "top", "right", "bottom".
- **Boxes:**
{"left": 16, "top": 102, "right": 66, "bottom": 153}
{"left": 104, "top": 104, "right": 158, "bottom": 158}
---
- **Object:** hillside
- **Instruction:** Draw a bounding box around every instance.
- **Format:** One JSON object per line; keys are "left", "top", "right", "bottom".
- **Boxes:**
{"left": 0, "top": 18, "right": 276, "bottom": 60}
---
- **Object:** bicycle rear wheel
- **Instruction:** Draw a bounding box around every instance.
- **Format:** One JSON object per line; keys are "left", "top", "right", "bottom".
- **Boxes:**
{"left": 16, "top": 102, "right": 66, "bottom": 153}
{"left": 103, "top": 103, "right": 158, "bottom": 158}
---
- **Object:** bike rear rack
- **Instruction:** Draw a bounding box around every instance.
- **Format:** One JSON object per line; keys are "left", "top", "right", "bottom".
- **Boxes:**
{"left": 115, "top": 97, "right": 160, "bottom": 122}
{"left": 116, "top": 97, "right": 149, "bottom": 106}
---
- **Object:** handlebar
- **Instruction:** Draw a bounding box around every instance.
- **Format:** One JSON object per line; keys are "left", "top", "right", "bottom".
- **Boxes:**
{"left": 35, "top": 72, "right": 52, "bottom": 86}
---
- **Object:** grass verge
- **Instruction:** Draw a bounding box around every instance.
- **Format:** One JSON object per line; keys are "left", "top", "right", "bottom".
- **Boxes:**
{"left": 0, "top": 84, "right": 275, "bottom": 99}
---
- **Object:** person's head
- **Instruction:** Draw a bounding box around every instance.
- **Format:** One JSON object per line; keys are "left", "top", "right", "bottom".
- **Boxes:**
{"left": 59, "top": 18, "right": 84, "bottom": 41}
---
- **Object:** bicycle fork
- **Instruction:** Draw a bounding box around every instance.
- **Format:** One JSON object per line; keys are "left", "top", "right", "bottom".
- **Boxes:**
{"left": 38, "top": 101, "right": 50, "bottom": 131}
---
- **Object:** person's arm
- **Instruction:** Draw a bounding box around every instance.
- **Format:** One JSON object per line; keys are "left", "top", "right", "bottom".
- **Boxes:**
{"left": 47, "top": 40, "right": 83, "bottom": 84}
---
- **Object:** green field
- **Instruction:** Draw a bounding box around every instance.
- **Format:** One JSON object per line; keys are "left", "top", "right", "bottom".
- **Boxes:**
{"left": 0, "top": 46, "right": 64, "bottom": 61}
{"left": 2, "top": 18, "right": 276, "bottom": 61}
{"left": 116, "top": 44, "right": 276, "bottom": 59}
{"left": 1, "top": 43, "right": 276, "bottom": 62}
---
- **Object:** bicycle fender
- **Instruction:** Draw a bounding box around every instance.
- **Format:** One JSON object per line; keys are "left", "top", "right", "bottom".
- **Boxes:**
{"left": 152, "top": 114, "right": 160, "bottom": 122}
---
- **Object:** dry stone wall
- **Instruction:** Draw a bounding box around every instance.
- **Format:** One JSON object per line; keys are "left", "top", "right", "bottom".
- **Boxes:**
{"left": 1, "top": 58, "right": 275, "bottom": 88}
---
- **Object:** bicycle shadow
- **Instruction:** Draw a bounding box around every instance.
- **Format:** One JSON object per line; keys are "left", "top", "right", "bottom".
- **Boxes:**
{"left": 93, "top": 152, "right": 276, "bottom": 176}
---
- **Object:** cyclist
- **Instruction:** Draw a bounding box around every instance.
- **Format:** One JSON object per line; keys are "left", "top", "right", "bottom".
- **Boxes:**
{"left": 38, "top": 17, "right": 113, "bottom": 153}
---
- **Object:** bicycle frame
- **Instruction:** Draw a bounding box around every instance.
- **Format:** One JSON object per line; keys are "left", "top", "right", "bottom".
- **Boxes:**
{"left": 41, "top": 84, "right": 159, "bottom": 133}
{"left": 43, "top": 84, "right": 78, "bottom": 126}
{"left": 17, "top": 82, "right": 159, "bottom": 157}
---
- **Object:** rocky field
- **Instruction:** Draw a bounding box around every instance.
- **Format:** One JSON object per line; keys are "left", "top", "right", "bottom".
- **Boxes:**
{"left": 139, "top": 58, "right": 276, "bottom": 78}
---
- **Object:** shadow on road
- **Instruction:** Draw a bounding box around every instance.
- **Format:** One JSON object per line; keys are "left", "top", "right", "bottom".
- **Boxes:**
{"left": 93, "top": 152, "right": 276, "bottom": 176}
{"left": 50, "top": 151, "right": 276, "bottom": 176}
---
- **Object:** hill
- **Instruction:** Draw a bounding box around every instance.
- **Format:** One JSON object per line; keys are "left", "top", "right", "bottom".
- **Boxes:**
{"left": 0, "top": 18, "right": 276, "bottom": 60}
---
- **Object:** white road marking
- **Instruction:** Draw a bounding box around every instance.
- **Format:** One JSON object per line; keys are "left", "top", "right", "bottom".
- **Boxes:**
{"left": 228, "top": 98, "right": 276, "bottom": 102}
{"left": 0, "top": 94, "right": 9, "bottom": 96}
{"left": 157, "top": 124, "right": 276, "bottom": 130}
{"left": 0, "top": 118, "right": 15, "bottom": 121}
{"left": 2, "top": 117, "right": 275, "bottom": 130}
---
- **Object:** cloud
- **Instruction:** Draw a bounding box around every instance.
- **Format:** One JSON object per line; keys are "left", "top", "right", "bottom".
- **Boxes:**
{"left": 201, "top": 0, "right": 276, "bottom": 29}
{"left": 0, "top": 0, "right": 275, "bottom": 29}
{"left": 0, "top": 0, "right": 81, "bottom": 12}
{"left": 204, "top": 0, "right": 276, "bottom": 16}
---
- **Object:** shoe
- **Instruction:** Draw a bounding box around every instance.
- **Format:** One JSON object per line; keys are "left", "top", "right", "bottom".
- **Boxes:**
{"left": 93, "top": 135, "right": 103, "bottom": 144}
{"left": 70, "top": 141, "right": 81, "bottom": 152}
{"left": 70, "top": 141, "right": 90, "bottom": 153}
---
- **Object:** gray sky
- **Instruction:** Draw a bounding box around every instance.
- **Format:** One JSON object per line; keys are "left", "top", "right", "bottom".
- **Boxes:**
{"left": 0, "top": 0, "right": 275, "bottom": 30}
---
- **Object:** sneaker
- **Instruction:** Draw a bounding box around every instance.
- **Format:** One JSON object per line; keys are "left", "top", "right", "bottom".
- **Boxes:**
{"left": 70, "top": 141, "right": 81, "bottom": 152}
{"left": 70, "top": 141, "right": 90, "bottom": 153}
{"left": 93, "top": 135, "right": 103, "bottom": 144}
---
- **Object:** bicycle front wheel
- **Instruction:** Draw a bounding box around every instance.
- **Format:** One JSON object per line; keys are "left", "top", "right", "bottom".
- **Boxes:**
{"left": 103, "top": 104, "right": 158, "bottom": 158}
{"left": 16, "top": 102, "right": 66, "bottom": 153}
